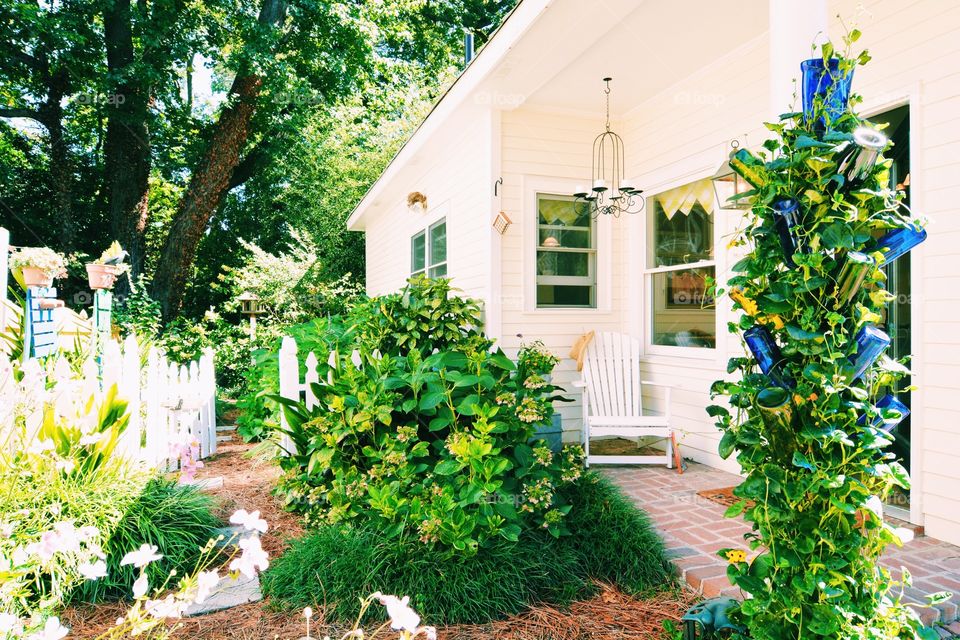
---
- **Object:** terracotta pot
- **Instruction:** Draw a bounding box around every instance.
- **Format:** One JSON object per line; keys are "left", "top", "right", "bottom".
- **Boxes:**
{"left": 86, "top": 263, "right": 121, "bottom": 290}
{"left": 21, "top": 266, "right": 54, "bottom": 288}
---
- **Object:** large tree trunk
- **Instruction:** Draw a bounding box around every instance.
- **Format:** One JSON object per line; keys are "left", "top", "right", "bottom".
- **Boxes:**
{"left": 151, "top": 0, "right": 288, "bottom": 321}
{"left": 40, "top": 71, "right": 74, "bottom": 248}
{"left": 103, "top": 0, "right": 151, "bottom": 290}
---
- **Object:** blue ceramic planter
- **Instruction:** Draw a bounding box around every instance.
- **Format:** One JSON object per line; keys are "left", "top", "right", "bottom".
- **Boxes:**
{"left": 801, "top": 58, "right": 853, "bottom": 129}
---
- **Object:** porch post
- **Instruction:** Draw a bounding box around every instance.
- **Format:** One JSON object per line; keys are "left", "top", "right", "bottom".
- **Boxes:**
{"left": 769, "top": 0, "right": 828, "bottom": 118}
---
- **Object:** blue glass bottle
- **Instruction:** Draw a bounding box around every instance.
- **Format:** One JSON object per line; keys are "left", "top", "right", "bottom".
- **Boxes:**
{"left": 744, "top": 326, "right": 793, "bottom": 388}
{"left": 772, "top": 198, "right": 806, "bottom": 268}
{"left": 858, "top": 394, "right": 910, "bottom": 433}
{"left": 873, "top": 226, "right": 927, "bottom": 265}
{"left": 849, "top": 324, "right": 890, "bottom": 381}
{"left": 801, "top": 58, "right": 854, "bottom": 130}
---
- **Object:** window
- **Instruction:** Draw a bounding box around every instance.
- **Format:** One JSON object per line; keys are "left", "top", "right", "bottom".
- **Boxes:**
{"left": 646, "top": 178, "right": 716, "bottom": 349}
{"left": 536, "top": 194, "right": 596, "bottom": 308}
{"left": 411, "top": 219, "right": 447, "bottom": 277}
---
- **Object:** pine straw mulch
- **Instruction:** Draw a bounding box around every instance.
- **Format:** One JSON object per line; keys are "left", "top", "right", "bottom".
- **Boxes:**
{"left": 63, "top": 423, "right": 695, "bottom": 640}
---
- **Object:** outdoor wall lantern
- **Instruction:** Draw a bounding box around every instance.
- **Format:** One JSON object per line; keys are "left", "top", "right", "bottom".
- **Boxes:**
{"left": 573, "top": 77, "right": 645, "bottom": 218}
{"left": 712, "top": 139, "right": 757, "bottom": 210}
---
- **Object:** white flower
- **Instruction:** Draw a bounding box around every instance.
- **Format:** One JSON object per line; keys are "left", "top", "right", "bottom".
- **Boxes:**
{"left": 55, "top": 459, "right": 75, "bottom": 474}
{"left": 78, "top": 433, "right": 103, "bottom": 446}
{"left": 79, "top": 560, "right": 108, "bottom": 580}
{"left": 78, "top": 526, "right": 100, "bottom": 542}
{"left": 132, "top": 573, "right": 150, "bottom": 599}
{"left": 229, "top": 536, "right": 269, "bottom": 579}
{"left": 12, "top": 546, "right": 28, "bottom": 567}
{"left": 194, "top": 570, "right": 220, "bottom": 603}
{"left": 121, "top": 543, "right": 162, "bottom": 568}
{"left": 25, "top": 617, "right": 68, "bottom": 640}
{"left": 53, "top": 522, "right": 81, "bottom": 553}
{"left": 27, "top": 439, "right": 54, "bottom": 455}
{"left": 373, "top": 593, "right": 421, "bottom": 631}
{"left": 0, "top": 612, "right": 23, "bottom": 635}
{"left": 229, "top": 509, "right": 268, "bottom": 534}
{"left": 0, "top": 521, "right": 15, "bottom": 538}
{"left": 303, "top": 607, "right": 313, "bottom": 619}
{"left": 145, "top": 595, "right": 185, "bottom": 619}
{"left": 419, "top": 626, "right": 437, "bottom": 640}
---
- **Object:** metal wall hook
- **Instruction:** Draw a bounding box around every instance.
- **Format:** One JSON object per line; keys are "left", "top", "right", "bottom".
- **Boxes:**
{"left": 494, "top": 177, "right": 503, "bottom": 196}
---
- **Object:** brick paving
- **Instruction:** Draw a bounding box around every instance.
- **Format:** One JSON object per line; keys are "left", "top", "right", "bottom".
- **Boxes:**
{"left": 604, "top": 461, "right": 960, "bottom": 628}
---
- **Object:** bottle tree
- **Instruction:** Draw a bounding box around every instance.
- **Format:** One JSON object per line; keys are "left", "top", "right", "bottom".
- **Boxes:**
{"left": 709, "top": 34, "right": 946, "bottom": 640}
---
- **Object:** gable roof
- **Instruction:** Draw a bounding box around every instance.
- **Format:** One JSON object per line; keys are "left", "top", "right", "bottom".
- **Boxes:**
{"left": 346, "top": 0, "right": 553, "bottom": 231}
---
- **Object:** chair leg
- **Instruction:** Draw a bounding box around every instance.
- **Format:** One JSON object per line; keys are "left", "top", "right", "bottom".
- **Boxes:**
{"left": 583, "top": 424, "right": 590, "bottom": 468}
{"left": 665, "top": 432, "right": 673, "bottom": 469}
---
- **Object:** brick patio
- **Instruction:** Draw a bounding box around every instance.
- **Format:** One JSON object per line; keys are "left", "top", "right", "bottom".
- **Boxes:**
{"left": 604, "top": 462, "right": 960, "bottom": 630}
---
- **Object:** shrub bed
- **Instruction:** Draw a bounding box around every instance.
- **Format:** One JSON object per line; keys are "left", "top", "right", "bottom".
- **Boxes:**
{"left": 262, "top": 474, "right": 674, "bottom": 625}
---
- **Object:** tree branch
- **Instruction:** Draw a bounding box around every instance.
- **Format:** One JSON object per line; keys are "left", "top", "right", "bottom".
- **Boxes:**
{"left": 0, "top": 107, "right": 42, "bottom": 121}
{"left": 229, "top": 142, "right": 271, "bottom": 190}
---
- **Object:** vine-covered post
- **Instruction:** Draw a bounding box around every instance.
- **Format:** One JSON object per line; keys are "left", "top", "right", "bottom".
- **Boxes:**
{"left": 93, "top": 289, "right": 113, "bottom": 356}
{"left": 24, "top": 287, "right": 61, "bottom": 360}
{"left": 705, "top": 34, "right": 946, "bottom": 640}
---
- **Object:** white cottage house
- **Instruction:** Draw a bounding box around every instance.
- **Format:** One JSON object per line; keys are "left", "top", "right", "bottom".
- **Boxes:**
{"left": 346, "top": 0, "right": 960, "bottom": 546}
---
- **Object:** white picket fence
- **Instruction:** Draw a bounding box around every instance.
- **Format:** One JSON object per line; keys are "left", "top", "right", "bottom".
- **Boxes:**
{"left": 277, "top": 336, "right": 326, "bottom": 454}
{"left": 0, "top": 334, "right": 217, "bottom": 470}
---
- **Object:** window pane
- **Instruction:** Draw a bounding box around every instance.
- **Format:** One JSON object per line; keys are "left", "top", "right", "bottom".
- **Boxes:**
{"left": 651, "top": 267, "right": 716, "bottom": 348}
{"left": 411, "top": 232, "right": 426, "bottom": 273}
{"left": 539, "top": 228, "right": 591, "bottom": 249}
{"left": 537, "top": 251, "right": 590, "bottom": 277}
{"left": 429, "top": 263, "right": 447, "bottom": 278}
{"left": 651, "top": 178, "right": 714, "bottom": 267}
{"left": 429, "top": 221, "right": 447, "bottom": 266}
{"left": 537, "top": 285, "right": 593, "bottom": 307}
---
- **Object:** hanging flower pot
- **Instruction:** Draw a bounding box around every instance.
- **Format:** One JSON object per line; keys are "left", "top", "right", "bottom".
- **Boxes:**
{"left": 800, "top": 58, "right": 854, "bottom": 129}
{"left": 85, "top": 263, "right": 122, "bottom": 290}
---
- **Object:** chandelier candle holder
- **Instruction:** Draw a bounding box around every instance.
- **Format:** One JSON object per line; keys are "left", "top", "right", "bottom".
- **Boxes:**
{"left": 873, "top": 225, "right": 928, "bottom": 265}
{"left": 573, "top": 78, "right": 644, "bottom": 218}
{"left": 849, "top": 324, "right": 891, "bottom": 381}
{"left": 834, "top": 126, "right": 889, "bottom": 188}
{"left": 743, "top": 325, "right": 793, "bottom": 389}
{"left": 771, "top": 198, "right": 807, "bottom": 268}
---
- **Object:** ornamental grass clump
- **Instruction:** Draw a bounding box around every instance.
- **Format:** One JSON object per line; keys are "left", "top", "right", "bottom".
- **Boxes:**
{"left": 709, "top": 35, "right": 946, "bottom": 640}
{"left": 272, "top": 277, "right": 585, "bottom": 553}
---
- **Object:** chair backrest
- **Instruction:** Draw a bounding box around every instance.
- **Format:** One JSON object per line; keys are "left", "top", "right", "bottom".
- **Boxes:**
{"left": 581, "top": 331, "right": 642, "bottom": 418}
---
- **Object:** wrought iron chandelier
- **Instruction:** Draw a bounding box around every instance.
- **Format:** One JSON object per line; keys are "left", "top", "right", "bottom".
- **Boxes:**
{"left": 574, "top": 77, "right": 645, "bottom": 218}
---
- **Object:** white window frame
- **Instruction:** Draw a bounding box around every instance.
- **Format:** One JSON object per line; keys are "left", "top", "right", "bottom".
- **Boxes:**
{"left": 522, "top": 176, "right": 612, "bottom": 314}
{"left": 535, "top": 193, "right": 596, "bottom": 309}
{"left": 641, "top": 172, "right": 720, "bottom": 358}
{"left": 411, "top": 217, "right": 447, "bottom": 278}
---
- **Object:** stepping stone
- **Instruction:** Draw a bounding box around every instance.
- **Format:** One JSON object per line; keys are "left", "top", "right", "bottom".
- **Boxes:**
{"left": 184, "top": 573, "right": 262, "bottom": 616}
{"left": 216, "top": 435, "right": 232, "bottom": 443}
{"left": 216, "top": 425, "right": 236, "bottom": 433}
{"left": 212, "top": 525, "right": 259, "bottom": 547}
{"left": 183, "top": 476, "right": 224, "bottom": 491}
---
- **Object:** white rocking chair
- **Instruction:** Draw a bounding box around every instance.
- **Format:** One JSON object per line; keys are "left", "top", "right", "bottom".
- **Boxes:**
{"left": 574, "top": 331, "right": 674, "bottom": 467}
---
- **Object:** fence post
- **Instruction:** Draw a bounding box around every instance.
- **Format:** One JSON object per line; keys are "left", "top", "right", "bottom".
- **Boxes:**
{"left": 145, "top": 347, "right": 161, "bottom": 467}
{"left": 278, "top": 336, "right": 299, "bottom": 455}
{"left": 200, "top": 347, "right": 216, "bottom": 457}
{"left": 304, "top": 351, "right": 319, "bottom": 410}
{"left": 0, "top": 227, "right": 8, "bottom": 333}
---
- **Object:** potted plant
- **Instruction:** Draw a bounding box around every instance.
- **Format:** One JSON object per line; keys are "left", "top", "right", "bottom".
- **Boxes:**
{"left": 86, "top": 241, "right": 129, "bottom": 290}
{"left": 9, "top": 247, "right": 68, "bottom": 288}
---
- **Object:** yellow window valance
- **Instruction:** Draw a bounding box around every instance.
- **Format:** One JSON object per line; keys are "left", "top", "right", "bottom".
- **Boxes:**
{"left": 654, "top": 178, "right": 715, "bottom": 220}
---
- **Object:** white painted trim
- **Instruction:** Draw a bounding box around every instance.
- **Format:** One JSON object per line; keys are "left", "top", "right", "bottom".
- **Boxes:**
{"left": 861, "top": 83, "right": 925, "bottom": 527}
{"left": 521, "top": 174, "right": 613, "bottom": 314}
{"left": 487, "top": 109, "right": 504, "bottom": 341}
{"left": 346, "top": 0, "right": 555, "bottom": 230}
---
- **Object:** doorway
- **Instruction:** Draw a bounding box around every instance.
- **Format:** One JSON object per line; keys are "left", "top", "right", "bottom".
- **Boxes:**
{"left": 871, "top": 104, "right": 912, "bottom": 515}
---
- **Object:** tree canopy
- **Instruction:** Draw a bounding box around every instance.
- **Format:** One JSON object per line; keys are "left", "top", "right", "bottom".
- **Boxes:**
{"left": 1, "top": 0, "right": 516, "bottom": 320}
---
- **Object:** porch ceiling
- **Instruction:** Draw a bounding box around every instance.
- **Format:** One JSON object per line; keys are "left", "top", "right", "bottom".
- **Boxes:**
{"left": 516, "top": 0, "right": 769, "bottom": 116}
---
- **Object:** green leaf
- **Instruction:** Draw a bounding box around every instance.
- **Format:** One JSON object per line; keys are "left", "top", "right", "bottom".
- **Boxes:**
{"left": 724, "top": 500, "right": 748, "bottom": 518}
{"left": 792, "top": 451, "right": 815, "bottom": 472}
{"left": 434, "top": 459, "right": 461, "bottom": 476}
{"left": 719, "top": 430, "right": 737, "bottom": 460}
{"left": 821, "top": 222, "right": 854, "bottom": 250}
